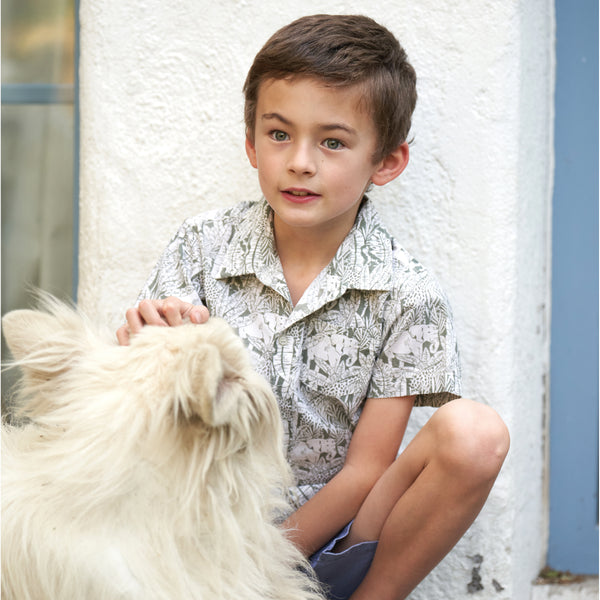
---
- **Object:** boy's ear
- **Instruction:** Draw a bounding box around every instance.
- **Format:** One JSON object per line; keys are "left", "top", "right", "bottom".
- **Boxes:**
{"left": 245, "top": 135, "right": 258, "bottom": 169}
{"left": 370, "top": 142, "right": 410, "bottom": 187}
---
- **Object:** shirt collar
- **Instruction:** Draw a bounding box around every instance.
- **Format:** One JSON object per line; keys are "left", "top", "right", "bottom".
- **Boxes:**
{"left": 211, "top": 200, "right": 290, "bottom": 299}
{"left": 327, "top": 197, "right": 395, "bottom": 292}
{"left": 212, "top": 197, "right": 395, "bottom": 306}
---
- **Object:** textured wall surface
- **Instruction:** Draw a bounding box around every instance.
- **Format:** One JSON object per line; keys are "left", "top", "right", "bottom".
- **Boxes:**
{"left": 78, "top": 1, "right": 555, "bottom": 598}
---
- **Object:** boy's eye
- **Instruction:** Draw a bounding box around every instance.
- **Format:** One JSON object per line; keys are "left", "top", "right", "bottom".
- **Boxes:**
{"left": 270, "top": 130, "right": 289, "bottom": 142}
{"left": 323, "top": 138, "right": 344, "bottom": 150}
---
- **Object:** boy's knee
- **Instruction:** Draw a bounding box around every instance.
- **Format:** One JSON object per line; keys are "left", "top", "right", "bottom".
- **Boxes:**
{"left": 433, "top": 398, "right": 510, "bottom": 481}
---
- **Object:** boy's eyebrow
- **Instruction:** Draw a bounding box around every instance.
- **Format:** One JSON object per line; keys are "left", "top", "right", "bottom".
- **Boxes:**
{"left": 262, "top": 112, "right": 292, "bottom": 125}
{"left": 320, "top": 123, "right": 357, "bottom": 136}
{"left": 261, "top": 112, "right": 357, "bottom": 136}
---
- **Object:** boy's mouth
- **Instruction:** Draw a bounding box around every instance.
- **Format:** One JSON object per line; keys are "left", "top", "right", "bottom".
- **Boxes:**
{"left": 281, "top": 188, "right": 321, "bottom": 202}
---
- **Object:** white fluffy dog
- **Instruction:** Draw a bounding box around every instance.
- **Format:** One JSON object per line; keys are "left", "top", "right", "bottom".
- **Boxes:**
{"left": 2, "top": 297, "right": 323, "bottom": 600}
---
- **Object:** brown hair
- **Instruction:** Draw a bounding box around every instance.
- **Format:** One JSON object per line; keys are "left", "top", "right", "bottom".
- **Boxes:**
{"left": 243, "top": 14, "right": 417, "bottom": 163}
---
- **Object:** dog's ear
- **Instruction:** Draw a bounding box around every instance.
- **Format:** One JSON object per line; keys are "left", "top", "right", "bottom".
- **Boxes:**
{"left": 2, "top": 309, "right": 65, "bottom": 361}
{"left": 2, "top": 305, "right": 88, "bottom": 385}
{"left": 180, "top": 343, "right": 240, "bottom": 427}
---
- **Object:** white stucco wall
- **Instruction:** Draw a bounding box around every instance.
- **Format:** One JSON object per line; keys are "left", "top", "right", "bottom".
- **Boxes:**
{"left": 78, "top": 1, "right": 555, "bottom": 598}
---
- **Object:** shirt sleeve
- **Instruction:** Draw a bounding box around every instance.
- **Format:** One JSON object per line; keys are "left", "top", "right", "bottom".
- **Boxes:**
{"left": 367, "top": 274, "right": 462, "bottom": 408}
{"left": 136, "top": 218, "right": 206, "bottom": 306}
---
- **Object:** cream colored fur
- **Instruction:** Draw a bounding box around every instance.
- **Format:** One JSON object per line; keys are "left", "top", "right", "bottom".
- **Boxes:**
{"left": 1, "top": 296, "right": 323, "bottom": 600}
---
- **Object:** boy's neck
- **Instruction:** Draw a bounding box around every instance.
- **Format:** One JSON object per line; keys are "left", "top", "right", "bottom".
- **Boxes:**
{"left": 272, "top": 212, "right": 357, "bottom": 306}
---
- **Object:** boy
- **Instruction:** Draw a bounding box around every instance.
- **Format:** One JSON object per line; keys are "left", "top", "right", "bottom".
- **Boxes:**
{"left": 117, "top": 14, "right": 509, "bottom": 600}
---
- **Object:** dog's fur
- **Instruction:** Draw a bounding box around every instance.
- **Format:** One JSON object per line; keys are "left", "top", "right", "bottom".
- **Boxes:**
{"left": 1, "top": 296, "right": 323, "bottom": 600}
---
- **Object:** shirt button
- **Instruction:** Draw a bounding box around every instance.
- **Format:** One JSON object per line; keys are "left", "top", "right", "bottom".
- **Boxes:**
{"left": 279, "top": 335, "right": 289, "bottom": 347}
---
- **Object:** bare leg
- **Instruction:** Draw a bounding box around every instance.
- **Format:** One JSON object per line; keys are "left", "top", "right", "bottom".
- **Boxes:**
{"left": 338, "top": 398, "right": 509, "bottom": 600}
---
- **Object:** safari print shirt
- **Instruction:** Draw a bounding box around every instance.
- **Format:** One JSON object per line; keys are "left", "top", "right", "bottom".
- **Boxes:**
{"left": 138, "top": 198, "right": 461, "bottom": 506}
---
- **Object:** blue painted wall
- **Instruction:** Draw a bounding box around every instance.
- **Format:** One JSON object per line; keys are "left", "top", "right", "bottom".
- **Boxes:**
{"left": 548, "top": 0, "right": 599, "bottom": 574}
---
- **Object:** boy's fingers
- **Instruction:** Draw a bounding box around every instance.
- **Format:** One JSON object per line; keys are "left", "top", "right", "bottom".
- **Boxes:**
{"left": 116, "top": 324, "right": 130, "bottom": 346}
{"left": 162, "top": 297, "right": 209, "bottom": 326}
{"left": 116, "top": 299, "right": 209, "bottom": 345}
{"left": 125, "top": 307, "right": 145, "bottom": 333}
{"left": 162, "top": 297, "right": 184, "bottom": 326}
{"left": 137, "top": 300, "right": 168, "bottom": 327}
{"left": 188, "top": 305, "right": 210, "bottom": 324}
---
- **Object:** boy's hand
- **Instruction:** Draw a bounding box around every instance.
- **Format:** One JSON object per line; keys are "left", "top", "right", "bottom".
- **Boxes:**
{"left": 116, "top": 297, "right": 210, "bottom": 346}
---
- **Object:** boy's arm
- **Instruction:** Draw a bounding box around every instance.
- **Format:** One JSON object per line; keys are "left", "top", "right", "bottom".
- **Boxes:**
{"left": 116, "top": 216, "right": 212, "bottom": 346}
{"left": 283, "top": 394, "right": 415, "bottom": 557}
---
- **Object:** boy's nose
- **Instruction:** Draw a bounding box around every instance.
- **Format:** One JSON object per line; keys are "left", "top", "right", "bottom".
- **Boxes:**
{"left": 287, "top": 143, "right": 317, "bottom": 176}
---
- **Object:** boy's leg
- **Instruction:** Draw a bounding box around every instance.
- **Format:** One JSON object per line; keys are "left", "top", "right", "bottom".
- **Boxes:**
{"left": 341, "top": 398, "right": 509, "bottom": 600}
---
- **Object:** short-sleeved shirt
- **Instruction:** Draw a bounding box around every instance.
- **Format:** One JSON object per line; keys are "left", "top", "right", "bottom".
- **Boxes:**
{"left": 138, "top": 197, "right": 461, "bottom": 506}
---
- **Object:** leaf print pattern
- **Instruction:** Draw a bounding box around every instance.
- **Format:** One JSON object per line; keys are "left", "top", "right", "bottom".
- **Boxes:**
{"left": 138, "top": 198, "right": 461, "bottom": 508}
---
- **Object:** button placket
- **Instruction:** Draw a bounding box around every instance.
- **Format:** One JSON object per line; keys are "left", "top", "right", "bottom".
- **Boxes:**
{"left": 272, "top": 323, "right": 302, "bottom": 454}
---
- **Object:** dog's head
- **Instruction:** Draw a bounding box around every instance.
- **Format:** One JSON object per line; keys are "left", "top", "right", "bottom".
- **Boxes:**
{"left": 124, "top": 316, "right": 279, "bottom": 433}
{"left": 2, "top": 296, "right": 281, "bottom": 447}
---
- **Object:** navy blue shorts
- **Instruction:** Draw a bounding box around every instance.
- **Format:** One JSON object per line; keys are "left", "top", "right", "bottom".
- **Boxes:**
{"left": 309, "top": 523, "right": 378, "bottom": 600}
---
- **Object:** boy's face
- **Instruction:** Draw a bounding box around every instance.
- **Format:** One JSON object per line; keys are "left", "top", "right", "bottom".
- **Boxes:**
{"left": 245, "top": 77, "right": 407, "bottom": 242}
